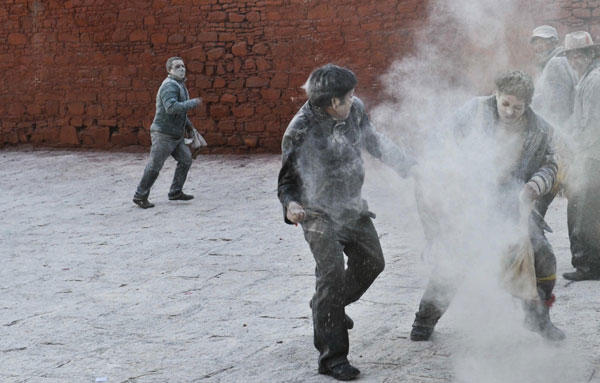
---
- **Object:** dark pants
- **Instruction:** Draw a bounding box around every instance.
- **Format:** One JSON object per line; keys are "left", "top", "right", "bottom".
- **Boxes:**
{"left": 413, "top": 217, "right": 557, "bottom": 329}
{"left": 301, "top": 213, "right": 385, "bottom": 369}
{"left": 134, "top": 131, "right": 192, "bottom": 200}
{"left": 567, "top": 158, "right": 600, "bottom": 273}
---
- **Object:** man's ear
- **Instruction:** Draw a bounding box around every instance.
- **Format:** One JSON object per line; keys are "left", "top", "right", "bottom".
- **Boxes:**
{"left": 331, "top": 97, "right": 340, "bottom": 109}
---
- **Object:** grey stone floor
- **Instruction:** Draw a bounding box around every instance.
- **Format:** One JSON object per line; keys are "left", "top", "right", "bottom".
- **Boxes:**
{"left": 1, "top": 150, "right": 599, "bottom": 383}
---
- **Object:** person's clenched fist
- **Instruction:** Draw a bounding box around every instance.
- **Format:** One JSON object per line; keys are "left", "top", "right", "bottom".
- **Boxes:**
{"left": 286, "top": 201, "right": 306, "bottom": 224}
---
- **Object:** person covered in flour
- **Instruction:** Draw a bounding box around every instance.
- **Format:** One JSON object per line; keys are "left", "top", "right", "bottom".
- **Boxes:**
{"left": 133, "top": 56, "right": 203, "bottom": 209}
{"left": 410, "top": 70, "right": 565, "bottom": 342}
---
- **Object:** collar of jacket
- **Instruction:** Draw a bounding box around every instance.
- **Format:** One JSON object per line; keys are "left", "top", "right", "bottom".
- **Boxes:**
{"left": 579, "top": 58, "right": 600, "bottom": 83}
{"left": 168, "top": 74, "right": 187, "bottom": 83}
{"left": 307, "top": 101, "right": 341, "bottom": 130}
{"left": 537, "top": 46, "right": 563, "bottom": 69}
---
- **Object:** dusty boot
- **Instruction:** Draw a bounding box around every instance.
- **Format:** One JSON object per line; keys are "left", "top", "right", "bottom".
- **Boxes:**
{"left": 523, "top": 295, "right": 565, "bottom": 341}
{"left": 410, "top": 325, "right": 434, "bottom": 341}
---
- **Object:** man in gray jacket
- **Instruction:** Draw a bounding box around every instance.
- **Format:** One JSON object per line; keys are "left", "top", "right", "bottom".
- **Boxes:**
{"left": 278, "top": 64, "right": 415, "bottom": 381}
{"left": 410, "top": 70, "right": 565, "bottom": 342}
{"left": 133, "top": 57, "right": 201, "bottom": 208}
{"left": 530, "top": 25, "right": 578, "bottom": 127}
{"left": 560, "top": 32, "right": 600, "bottom": 281}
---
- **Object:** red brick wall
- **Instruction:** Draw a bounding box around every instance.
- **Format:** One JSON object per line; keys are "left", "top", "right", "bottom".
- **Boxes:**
{"left": 0, "top": 0, "right": 598, "bottom": 152}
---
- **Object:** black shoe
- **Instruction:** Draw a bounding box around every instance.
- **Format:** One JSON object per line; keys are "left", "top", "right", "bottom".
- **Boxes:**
{"left": 133, "top": 198, "right": 155, "bottom": 209}
{"left": 410, "top": 325, "right": 434, "bottom": 341}
{"left": 319, "top": 362, "right": 361, "bottom": 381}
{"left": 563, "top": 269, "right": 600, "bottom": 281}
{"left": 168, "top": 192, "right": 194, "bottom": 201}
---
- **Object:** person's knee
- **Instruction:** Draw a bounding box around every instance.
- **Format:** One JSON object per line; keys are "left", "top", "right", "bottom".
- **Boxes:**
{"left": 373, "top": 255, "right": 385, "bottom": 275}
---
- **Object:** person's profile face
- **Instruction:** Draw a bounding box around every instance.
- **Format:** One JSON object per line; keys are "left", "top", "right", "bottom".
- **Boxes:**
{"left": 330, "top": 89, "right": 355, "bottom": 120}
{"left": 566, "top": 50, "right": 592, "bottom": 76}
{"left": 169, "top": 59, "right": 186, "bottom": 79}
{"left": 531, "top": 37, "right": 555, "bottom": 54}
{"left": 496, "top": 93, "right": 527, "bottom": 124}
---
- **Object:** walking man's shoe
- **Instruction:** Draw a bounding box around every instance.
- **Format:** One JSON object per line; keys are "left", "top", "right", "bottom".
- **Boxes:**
{"left": 133, "top": 198, "right": 155, "bottom": 209}
{"left": 318, "top": 362, "right": 361, "bottom": 381}
{"left": 563, "top": 269, "right": 600, "bottom": 281}
{"left": 410, "top": 325, "right": 434, "bottom": 341}
{"left": 168, "top": 192, "right": 194, "bottom": 201}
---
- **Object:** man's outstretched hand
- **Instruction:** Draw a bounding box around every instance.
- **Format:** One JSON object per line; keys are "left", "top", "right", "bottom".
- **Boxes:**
{"left": 286, "top": 201, "right": 306, "bottom": 224}
{"left": 520, "top": 181, "right": 541, "bottom": 204}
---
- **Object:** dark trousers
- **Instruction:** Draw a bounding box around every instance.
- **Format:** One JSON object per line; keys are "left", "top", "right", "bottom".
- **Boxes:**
{"left": 301, "top": 213, "right": 385, "bottom": 369}
{"left": 134, "top": 132, "right": 192, "bottom": 200}
{"left": 567, "top": 158, "right": 600, "bottom": 273}
{"left": 413, "top": 218, "right": 557, "bottom": 328}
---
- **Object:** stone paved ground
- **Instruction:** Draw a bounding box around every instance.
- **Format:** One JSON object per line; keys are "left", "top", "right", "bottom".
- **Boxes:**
{"left": 1, "top": 150, "right": 599, "bottom": 383}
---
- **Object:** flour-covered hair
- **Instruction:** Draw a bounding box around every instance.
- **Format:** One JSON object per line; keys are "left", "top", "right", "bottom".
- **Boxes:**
{"left": 303, "top": 64, "right": 358, "bottom": 108}
{"left": 494, "top": 70, "right": 535, "bottom": 105}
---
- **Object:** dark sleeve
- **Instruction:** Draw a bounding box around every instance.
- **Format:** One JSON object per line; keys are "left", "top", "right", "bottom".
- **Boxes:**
{"left": 277, "top": 119, "right": 305, "bottom": 224}
{"left": 529, "top": 125, "right": 558, "bottom": 196}
{"left": 161, "top": 83, "right": 199, "bottom": 114}
{"left": 357, "top": 99, "right": 417, "bottom": 177}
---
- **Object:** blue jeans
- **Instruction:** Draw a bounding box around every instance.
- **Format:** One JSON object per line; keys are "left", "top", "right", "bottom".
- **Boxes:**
{"left": 134, "top": 132, "right": 192, "bottom": 200}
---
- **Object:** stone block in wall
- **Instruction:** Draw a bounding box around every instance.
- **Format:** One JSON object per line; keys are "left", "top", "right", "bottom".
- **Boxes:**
{"left": 205, "top": 132, "right": 227, "bottom": 145}
{"left": 245, "top": 121, "right": 265, "bottom": 132}
{"left": 220, "top": 94, "right": 237, "bottom": 103}
{"left": 168, "top": 33, "right": 185, "bottom": 44}
{"left": 246, "top": 11, "right": 260, "bottom": 22}
{"left": 232, "top": 42, "right": 248, "bottom": 56}
{"left": 229, "top": 13, "right": 245, "bottom": 22}
{"left": 111, "top": 132, "right": 139, "bottom": 146}
{"left": 232, "top": 106, "right": 255, "bottom": 118}
{"left": 573, "top": 8, "right": 592, "bottom": 18}
{"left": 40, "top": 127, "right": 60, "bottom": 144}
{"left": 260, "top": 88, "right": 280, "bottom": 101}
{"left": 246, "top": 77, "right": 269, "bottom": 88}
{"left": 130, "top": 30, "right": 148, "bottom": 42}
{"left": 80, "top": 127, "right": 110, "bottom": 146}
{"left": 59, "top": 126, "right": 80, "bottom": 146}
{"left": 207, "top": 48, "right": 226, "bottom": 61}
{"left": 210, "top": 105, "right": 230, "bottom": 118}
{"left": 227, "top": 135, "right": 243, "bottom": 146}
{"left": 198, "top": 32, "right": 219, "bottom": 42}
{"left": 151, "top": 33, "right": 168, "bottom": 44}
{"left": 8, "top": 33, "right": 27, "bottom": 45}
{"left": 262, "top": 137, "right": 281, "bottom": 151}
{"left": 270, "top": 73, "right": 289, "bottom": 89}
{"left": 242, "top": 136, "right": 258, "bottom": 147}
{"left": 138, "top": 129, "right": 151, "bottom": 146}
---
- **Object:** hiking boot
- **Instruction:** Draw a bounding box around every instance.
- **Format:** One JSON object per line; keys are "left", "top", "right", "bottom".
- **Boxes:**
{"left": 410, "top": 325, "right": 434, "bottom": 341}
{"left": 562, "top": 269, "right": 600, "bottom": 281}
{"left": 168, "top": 192, "right": 194, "bottom": 201}
{"left": 318, "top": 362, "right": 361, "bottom": 381}
{"left": 133, "top": 198, "right": 155, "bottom": 209}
